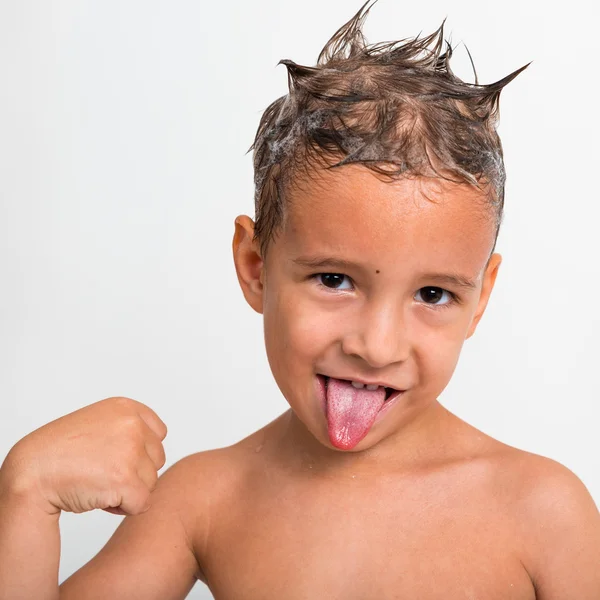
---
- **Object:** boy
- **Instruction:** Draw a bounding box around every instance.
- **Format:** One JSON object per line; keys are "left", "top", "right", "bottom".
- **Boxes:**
{"left": 1, "top": 1, "right": 599, "bottom": 598}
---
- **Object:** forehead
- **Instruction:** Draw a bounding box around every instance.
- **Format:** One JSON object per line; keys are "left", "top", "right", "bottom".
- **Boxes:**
{"left": 279, "top": 164, "right": 496, "bottom": 275}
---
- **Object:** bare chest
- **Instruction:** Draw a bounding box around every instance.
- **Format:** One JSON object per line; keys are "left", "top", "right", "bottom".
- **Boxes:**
{"left": 200, "top": 474, "right": 536, "bottom": 600}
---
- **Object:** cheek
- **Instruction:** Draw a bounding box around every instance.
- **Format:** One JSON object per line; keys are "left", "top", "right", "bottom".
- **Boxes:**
{"left": 413, "top": 322, "right": 466, "bottom": 391}
{"left": 263, "top": 285, "right": 333, "bottom": 378}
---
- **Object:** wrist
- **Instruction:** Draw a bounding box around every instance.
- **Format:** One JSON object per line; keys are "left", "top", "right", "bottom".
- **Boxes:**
{"left": 0, "top": 444, "right": 60, "bottom": 517}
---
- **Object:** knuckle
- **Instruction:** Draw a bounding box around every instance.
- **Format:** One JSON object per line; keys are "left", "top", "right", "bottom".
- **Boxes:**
{"left": 151, "top": 441, "right": 167, "bottom": 465}
{"left": 111, "top": 466, "right": 127, "bottom": 485}
{"left": 120, "top": 415, "right": 144, "bottom": 436}
{"left": 118, "top": 435, "right": 141, "bottom": 458}
{"left": 151, "top": 413, "right": 167, "bottom": 436}
{"left": 111, "top": 462, "right": 135, "bottom": 485}
{"left": 147, "top": 472, "right": 159, "bottom": 492}
{"left": 107, "top": 396, "right": 135, "bottom": 409}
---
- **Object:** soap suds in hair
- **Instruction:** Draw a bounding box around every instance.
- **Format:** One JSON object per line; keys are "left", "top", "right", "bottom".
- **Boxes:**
{"left": 249, "top": 0, "right": 528, "bottom": 259}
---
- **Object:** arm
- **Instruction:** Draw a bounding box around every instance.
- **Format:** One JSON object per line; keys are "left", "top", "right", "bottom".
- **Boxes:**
{"left": 0, "top": 453, "right": 205, "bottom": 600}
{"left": 519, "top": 459, "right": 600, "bottom": 599}
{"left": 59, "top": 455, "right": 206, "bottom": 600}
{"left": 0, "top": 466, "right": 61, "bottom": 600}
{"left": 0, "top": 398, "right": 211, "bottom": 600}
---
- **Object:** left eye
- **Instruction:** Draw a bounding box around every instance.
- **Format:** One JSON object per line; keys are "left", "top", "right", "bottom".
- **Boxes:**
{"left": 415, "top": 286, "right": 453, "bottom": 305}
{"left": 315, "top": 273, "right": 353, "bottom": 290}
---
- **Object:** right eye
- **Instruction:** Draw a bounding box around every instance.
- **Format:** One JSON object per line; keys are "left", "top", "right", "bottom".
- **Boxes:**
{"left": 313, "top": 273, "right": 354, "bottom": 291}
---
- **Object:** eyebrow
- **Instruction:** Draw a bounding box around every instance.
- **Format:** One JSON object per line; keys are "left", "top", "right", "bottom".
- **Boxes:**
{"left": 420, "top": 273, "right": 479, "bottom": 290}
{"left": 292, "top": 256, "right": 479, "bottom": 290}
{"left": 293, "top": 256, "right": 366, "bottom": 272}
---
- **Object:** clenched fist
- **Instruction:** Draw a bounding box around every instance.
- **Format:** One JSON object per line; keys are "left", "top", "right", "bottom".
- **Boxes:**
{"left": 0, "top": 397, "right": 167, "bottom": 517}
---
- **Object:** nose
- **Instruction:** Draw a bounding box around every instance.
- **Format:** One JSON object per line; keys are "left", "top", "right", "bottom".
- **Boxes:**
{"left": 340, "top": 300, "right": 410, "bottom": 369}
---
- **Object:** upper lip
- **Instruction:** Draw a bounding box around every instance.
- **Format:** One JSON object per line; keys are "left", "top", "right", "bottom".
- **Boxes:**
{"left": 319, "top": 373, "right": 404, "bottom": 391}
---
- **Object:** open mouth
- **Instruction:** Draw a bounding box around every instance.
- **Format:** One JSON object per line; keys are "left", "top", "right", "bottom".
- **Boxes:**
{"left": 321, "top": 375, "right": 398, "bottom": 402}
{"left": 317, "top": 373, "right": 406, "bottom": 450}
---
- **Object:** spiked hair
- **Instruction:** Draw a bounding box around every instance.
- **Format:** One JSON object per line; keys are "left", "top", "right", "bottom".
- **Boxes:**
{"left": 249, "top": 0, "right": 528, "bottom": 259}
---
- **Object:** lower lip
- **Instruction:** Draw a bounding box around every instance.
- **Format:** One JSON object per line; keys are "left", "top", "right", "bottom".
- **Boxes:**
{"left": 314, "top": 374, "right": 406, "bottom": 424}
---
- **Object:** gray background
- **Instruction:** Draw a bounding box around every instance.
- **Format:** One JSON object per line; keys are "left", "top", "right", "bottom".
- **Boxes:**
{"left": 0, "top": 0, "right": 598, "bottom": 597}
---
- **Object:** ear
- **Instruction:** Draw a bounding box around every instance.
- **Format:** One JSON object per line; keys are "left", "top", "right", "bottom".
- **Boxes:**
{"left": 465, "top": 253, "right": 502, "bottom": 339}
{"left": 232, "top": 215, "right": 264, "bottom": 314}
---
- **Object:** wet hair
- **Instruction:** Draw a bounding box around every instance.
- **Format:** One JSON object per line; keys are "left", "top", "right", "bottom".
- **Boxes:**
{"left": 248, "top": 0, "right": 528, "bottom": 259}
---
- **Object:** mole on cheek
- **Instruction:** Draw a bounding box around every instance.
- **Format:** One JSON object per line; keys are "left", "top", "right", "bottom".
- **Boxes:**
{"left": 375, "top": 270, "right": 380, "bottom": 274}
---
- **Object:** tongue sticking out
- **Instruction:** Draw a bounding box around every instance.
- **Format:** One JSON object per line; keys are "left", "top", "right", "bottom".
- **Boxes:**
{"left": 326, "top": 378, "right": 386, "bottom": 450}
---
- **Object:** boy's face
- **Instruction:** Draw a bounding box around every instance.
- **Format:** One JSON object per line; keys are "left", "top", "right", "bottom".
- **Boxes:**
{"left": 233, "top": 163, "right": 501, "bottom": 453}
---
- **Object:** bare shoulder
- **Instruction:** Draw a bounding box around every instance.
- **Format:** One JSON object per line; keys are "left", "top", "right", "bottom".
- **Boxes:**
{"left": 517, "top": 453, "right": 600, "bottom": 598}
{"left": 165, "top": 427, "right": 273, "bottom": 570}
{"left": 169, "top": 427, "right": 269, "bottom": 504}
{"left": 481, "top": 439, "right": 599, "bottom": 520}
{"left": 473, "top": 438, "right": 600, "bottom": 599}
{"left": 460, "top": 425, "right": 599, "bottom": 525}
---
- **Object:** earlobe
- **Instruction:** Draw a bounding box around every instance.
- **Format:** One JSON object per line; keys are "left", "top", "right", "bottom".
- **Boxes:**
{"left": 232, "top": 215, "right": 264, "bottom": 314}
{"left": 465, "top": 253, "right": 502, "bottom": 339}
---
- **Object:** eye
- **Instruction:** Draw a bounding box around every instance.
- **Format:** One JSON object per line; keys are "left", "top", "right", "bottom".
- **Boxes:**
{"left": 415, "top": 286, "right": 454, "bottom": 306}
{"left": 314, "top": 273, "right": 353, "bottom": 291}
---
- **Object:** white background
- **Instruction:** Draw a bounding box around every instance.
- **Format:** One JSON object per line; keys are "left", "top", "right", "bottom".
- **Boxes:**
{"left": 0, "top": 1, "right": 598, "bottom": 598}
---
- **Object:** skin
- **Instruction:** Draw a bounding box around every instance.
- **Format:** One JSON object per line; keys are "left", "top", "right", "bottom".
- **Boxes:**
{"left": 1, "top": 164, "right": 599, "bottom": 600}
